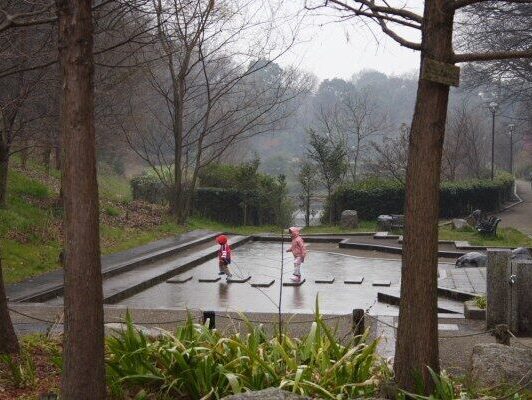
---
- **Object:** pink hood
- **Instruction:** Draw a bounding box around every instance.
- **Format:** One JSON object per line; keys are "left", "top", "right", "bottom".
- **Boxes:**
{"left": 289, "top": 227, "right": 301, "bottom": 238}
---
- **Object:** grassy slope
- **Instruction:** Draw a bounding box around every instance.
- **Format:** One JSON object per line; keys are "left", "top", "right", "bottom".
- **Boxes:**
{"left": 0, "top": 165, "right": 185, "bottom": 284}
{"left": 1, "top": 165, "right": 530, "bottom": 284}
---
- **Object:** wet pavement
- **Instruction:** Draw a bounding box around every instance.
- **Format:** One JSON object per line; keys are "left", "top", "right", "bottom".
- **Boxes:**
{"left": 116, "top": 242, "right": 460, "bottom": 314}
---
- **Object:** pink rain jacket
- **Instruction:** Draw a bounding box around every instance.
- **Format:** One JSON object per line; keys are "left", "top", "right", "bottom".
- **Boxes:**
{"left": 287, "top": 227, "right": 307, "bottom": 259}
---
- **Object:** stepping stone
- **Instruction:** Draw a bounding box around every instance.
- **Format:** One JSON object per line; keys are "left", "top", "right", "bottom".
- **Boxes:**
{"left": 315, "top": 276, "right": 335, "bottom": 284}
{"left": 374, "top": 232, "right": 388, "bottom": 239}
{"left": 372, "top": 280, "right": 391, "bottom": 287}
{"left": 398, "top": 235, "right": 403, "bottom": 243}
{"left": 251, "top": 279, "right": 275, "bottom": 288}
{"left": 344, "top": 277, "right": 364, "bottom": 284}
{"left": 227, "top": 275, "right": 251, "bottom": 283}
{"left": 455, "top": 241, "right": 470, "bottom": 249}
{"left": 283, "top": 278, "right": 306, "bottom": 287}
{"left": 166, "top": 276, "right": 192, "bottom": 284}
{"left": 438, "top": 324, "right": 459, "bottom": 331}
{"left": 198, "top": 276, "right": 221, "bottom": 283}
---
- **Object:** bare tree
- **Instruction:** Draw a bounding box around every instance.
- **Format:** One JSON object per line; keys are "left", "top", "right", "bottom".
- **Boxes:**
{"left": 0, "top": 258, "right": 19, "bottom": 354}
{"left": 56, "top": 0, "right": 105, "bottom": 398}
{"left": 306, "top": 0, "right": 532, "bottom": 392}
{"left": 124, "top": 0, "right": 308, "bottom": 222}
{"left": 365, "top": 123, "right": 409, "bottom": 185}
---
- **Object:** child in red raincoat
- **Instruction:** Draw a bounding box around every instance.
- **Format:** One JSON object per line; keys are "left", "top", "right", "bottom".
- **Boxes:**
{"left": 286, "top": 227, "right": 307, "bottom": 282}
{"left": 216, "top": 235, "right": 232, "bottom": 278}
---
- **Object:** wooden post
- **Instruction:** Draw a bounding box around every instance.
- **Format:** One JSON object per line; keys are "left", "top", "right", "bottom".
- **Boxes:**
{"left": 203, "top": 311, "right": 215, "bottom": 329}
{"left": 352, "top": 309, "right": 365, "bottom": 336}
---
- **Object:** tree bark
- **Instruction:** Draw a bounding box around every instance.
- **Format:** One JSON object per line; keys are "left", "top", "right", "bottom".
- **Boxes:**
{"left": 56, "top": 0, "right": 106, "bottom": 398}
{"left": 0, "top": 258, "right": 19, "bottom": 354}
{"left": 394, "top": 0, "right": 455, "bottom": 393}
{"left": 0, "top": 144, "right": 8, "bottom": 208}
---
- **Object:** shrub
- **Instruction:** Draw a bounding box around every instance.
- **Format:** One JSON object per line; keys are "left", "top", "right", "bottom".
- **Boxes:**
{"left": 132, "top": 162, "right": 294, "bottom": 226}
{"left": 106, "top": 312, "right": 390, "bottom": 399}
{"left": 104, "top": 205, "right": 121, "bottom": 217}
{"left": 325, "top": 174, "right": 515, "bottom": 222}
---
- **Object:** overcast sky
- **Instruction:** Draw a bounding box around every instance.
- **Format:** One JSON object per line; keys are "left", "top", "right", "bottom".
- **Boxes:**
{"left": 276, "top": 1, "right": 423, "bottom": 81}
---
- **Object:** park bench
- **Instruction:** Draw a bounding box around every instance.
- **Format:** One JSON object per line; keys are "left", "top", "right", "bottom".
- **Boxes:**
{"left": 390, "top": 214, "right": 404, "bottom": 230}
{"left": 476, "top": 216, "right": 501, "bottom": 235}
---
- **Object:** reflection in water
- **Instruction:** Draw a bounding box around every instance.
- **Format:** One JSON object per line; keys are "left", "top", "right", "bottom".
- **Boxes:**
{"left": 291, "top": 286, "right": 305, "bottom": 308}
{"left": 218, "top": 282, "right": 228, "bottom": 302}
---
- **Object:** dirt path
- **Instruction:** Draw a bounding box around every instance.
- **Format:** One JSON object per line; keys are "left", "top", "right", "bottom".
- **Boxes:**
{"left": 499, "top": 180, "right": 532, "bottom": 237}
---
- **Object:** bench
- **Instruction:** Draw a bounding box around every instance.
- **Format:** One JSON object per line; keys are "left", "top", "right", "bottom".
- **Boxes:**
{"left": 476, "top": 216, "right": 501, "bottom": 235}
{"left": 390, "top": 214, "right": 404, "bottom": 230}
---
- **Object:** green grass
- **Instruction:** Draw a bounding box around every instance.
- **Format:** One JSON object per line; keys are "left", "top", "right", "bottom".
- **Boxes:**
{"left": 98, "top": 173, "right": 132, "bottom": 203}
{"left": 100, "top": 222, "right": 185, "bottom": 255}
{"left": 186, "top": 217, "right": 379, "bottom": 235}
{"left": 438, "top": 225, "right": 532, "bottom": 247}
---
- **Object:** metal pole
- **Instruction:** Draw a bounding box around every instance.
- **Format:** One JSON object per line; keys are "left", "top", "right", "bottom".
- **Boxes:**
{"left": 491, "top": 110, "right": 495, "bottom": 180}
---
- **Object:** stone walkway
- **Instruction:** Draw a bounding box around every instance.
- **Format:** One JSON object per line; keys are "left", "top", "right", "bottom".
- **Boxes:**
{"left": 7, "top": 230, "right": 219, "bottom": 302}
{"left": 500, "top": 180, "right": 532, "bottom": 237}
{"left": 439, "top": 267, "right": 487, "bottom": 294}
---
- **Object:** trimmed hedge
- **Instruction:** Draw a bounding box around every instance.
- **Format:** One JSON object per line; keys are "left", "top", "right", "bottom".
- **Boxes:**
{"left": 130, "top": 169, "right": 287, "bottom": 225}
{"left": 325, "top": 174, "right": 515, "bottom": 222}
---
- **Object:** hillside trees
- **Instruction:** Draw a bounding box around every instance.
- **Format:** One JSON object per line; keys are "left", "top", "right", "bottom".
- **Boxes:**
{"left": 124, "top": 0, "right": 311, "bottom": 223}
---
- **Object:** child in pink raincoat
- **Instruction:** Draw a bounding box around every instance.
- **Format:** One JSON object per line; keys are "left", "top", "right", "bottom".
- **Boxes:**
{"left": 286, "top": 227, "right": 307, "bottom": 282}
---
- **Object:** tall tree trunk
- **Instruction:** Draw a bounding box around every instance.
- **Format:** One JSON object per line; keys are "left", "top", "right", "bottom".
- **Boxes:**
{"left": 394, "top": 0, "right": 455, "bottom": 393}
{"left": 0, "top": 144, "right": 9, "bottom": 209}
{"left": 0, "top": 258, "right": 19, "bottom": 354}
{"left": 173, "top": 89, "right": 184, "bottom": 223}
{"left": 305, "top": 193, "right": 310, "bottom": 227}
{"left": 56, "top": 1, "right": 106, "bottom": 399}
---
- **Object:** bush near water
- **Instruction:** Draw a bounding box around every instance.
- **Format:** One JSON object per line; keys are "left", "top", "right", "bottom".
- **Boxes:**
{"left": 131, "top": 162, "right": 293, "bottom": 226}
{"left": 324, "top": 174, "right": 515, "bottom": 222}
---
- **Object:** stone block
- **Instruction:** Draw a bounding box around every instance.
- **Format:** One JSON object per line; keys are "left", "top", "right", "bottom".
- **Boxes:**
{"left": 314, "top": 276, "right": 335, "bottom": 284}
{"left": 251, "top": 279, "right": 275, "bottom": 288}
{"left": 222, "top": 388, "right": 313, "bottom": 400}
{"left": 283, "top": 278, "right": 306, "bottom": 287}
{"left": 512, "top": 260, "right": 532, "bottom": 335}
{"left": 167, "top": 276, "right": 192, "bottom": 284}
{"left": 452, "top": 218, "right": 469, "bottom": 230}
{"left": 464, "top": 300, "right": 486, "bottom": 320}
{"left": 372, "top": 280, "right": 391, "bottom": 287}
{"left": 198, "top": 276, "right": 221, "bottom": 283}
{"left": 486, "top": 249, "right": 511, "bottom": 329}
{"left": 469, "top": 344, "right": 532, "bottom": 388}
{"left": 227, "top": 275, "right": 251, "bottom": 283}
{"left": 344, "top": 277, "right": 364, "bottom": 284}
{"left": 340, "top": 210, "right": 358, "bottom": 228}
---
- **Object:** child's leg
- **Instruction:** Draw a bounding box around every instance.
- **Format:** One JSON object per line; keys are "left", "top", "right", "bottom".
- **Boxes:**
{"left": 219, "top": 261, "right": 226, "bottom": 275}
{"left": 221, "top": 262, "right": 231, "bottom": 277}
{"left": 293, "top": 257, "right": 302, "bottom": 276}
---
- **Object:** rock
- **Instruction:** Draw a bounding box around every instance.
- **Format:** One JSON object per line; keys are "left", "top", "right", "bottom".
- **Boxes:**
{"left": 512, "top": 247, "right": 532, "bottom": 260}
{"left": 377, "top": 215, "right": 393, "bottom": 231}
{"left": 221, "top": 388, "right": 313, "bottom": 400}
{"left": 455, "top": 252, "right": 487, "bottom": 268}
{"left": 105, "top": 323, "right": 164, "bottom": 338}
{"left": 340, "top": 210, "right": 358, "bottom": 228}
{"left": 469, "top": 344, "right": 532, "bottom": 388}
{"left": 452, "top": 218, "right": 469, "bottom": 230}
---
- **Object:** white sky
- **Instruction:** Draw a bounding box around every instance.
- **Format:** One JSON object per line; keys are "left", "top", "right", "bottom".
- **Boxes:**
{"left": 275, "top": 1, "right": 423, "bottom": 81}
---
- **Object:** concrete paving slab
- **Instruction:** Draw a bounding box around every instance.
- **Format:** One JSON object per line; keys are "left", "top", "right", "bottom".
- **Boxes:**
{"left": 314, "top": 276, "right": 335, "bottom": 284}
{"left": 283, "top": 279, "right": 306, "bottom": 287}
{"left": 251, "top": 279, "right": 275, "bottom": 288}
{"left": 198, "top": 276, "right": 222, "bottom": 282}
{"left": 372, "top": 280, "right": 391, "bottom": 287}
{"left": 7, "top": 229, "right": 220, "bottom": 302}
{"left": 167, "top": 276, "right": 193, "bottom": 284}
{"left": 227, "top": 275, "right": 251, "bottom": 283}
{"left": 344, "top": 277, "right": 364, "bottom": 284}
